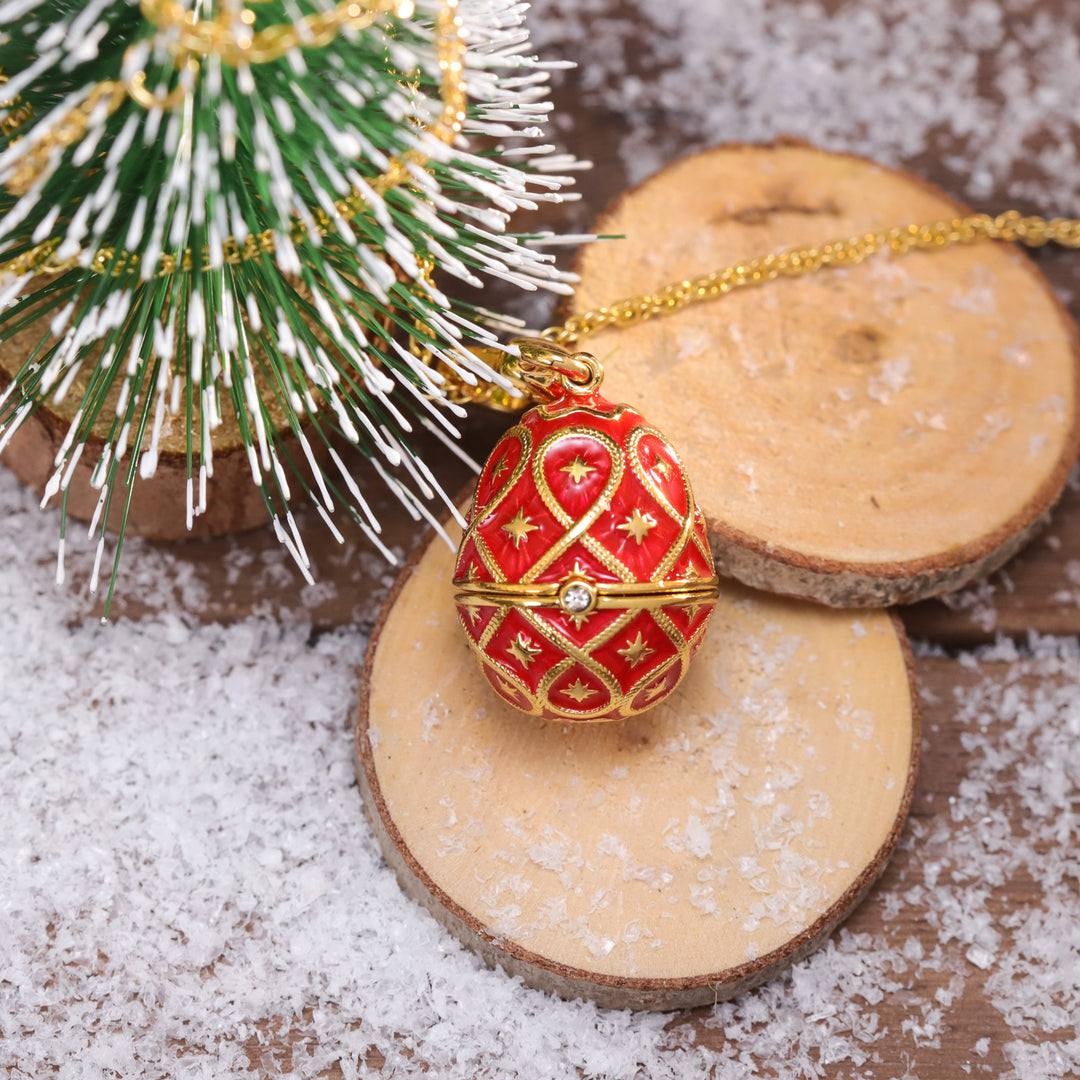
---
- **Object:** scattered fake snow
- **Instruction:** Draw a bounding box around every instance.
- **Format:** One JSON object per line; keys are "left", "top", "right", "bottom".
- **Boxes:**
{"left": 530, "top": 0, "right": 1080, "bottom": 214}
{"left": 0, "top": 466, "right": 1078, "bottom": 1077}
{"left": 4, "top": 0, "right": 1080, "bottom": 1075}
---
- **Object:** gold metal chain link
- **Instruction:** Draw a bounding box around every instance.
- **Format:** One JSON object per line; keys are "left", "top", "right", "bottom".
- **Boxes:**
{"left": 0, "top": 0, "right": 465, "bottom": 273}
{"left": 423, "top": 210, "right": 1080, "bottom": 413}
{"left": 140, "top": 0, "right": 414, "bottom": 68}
{"left": 541, "top": 211, "right": 1080, "bottom": 348}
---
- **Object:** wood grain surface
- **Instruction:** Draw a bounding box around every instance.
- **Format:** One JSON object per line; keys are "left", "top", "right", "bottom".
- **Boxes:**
{"left": 570, "top": 143, "right": 1080, "bottom": 608}
{"left": 357, "top": 527, "right": 920, "bottom": 1010}
{"left": 4, "top": 0, "right": 1080, "bottom": 1074}
{"left": 240, "top": 659, "right": 1056, "bottom": 1078}
{"left": 665, "top": 658, "right": 1067, "bottom": 1080}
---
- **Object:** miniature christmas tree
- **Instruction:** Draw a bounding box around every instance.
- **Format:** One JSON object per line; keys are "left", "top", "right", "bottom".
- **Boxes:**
{"left": 0, "top": 0, "right": 577, "bottom": 610}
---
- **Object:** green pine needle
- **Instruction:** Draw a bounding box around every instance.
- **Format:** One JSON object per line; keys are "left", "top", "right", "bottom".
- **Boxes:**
{"left": 0, "top": 0, "right": 579, "bottom": 615}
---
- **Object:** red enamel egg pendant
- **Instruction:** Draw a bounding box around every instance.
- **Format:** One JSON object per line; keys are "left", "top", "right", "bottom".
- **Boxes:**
{"left": 453, "top": 339, "right": 719, "bottom": 722}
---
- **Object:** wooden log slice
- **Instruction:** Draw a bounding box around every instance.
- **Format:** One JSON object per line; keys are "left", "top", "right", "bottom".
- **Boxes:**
{"left": 0, "top": 274, "right": 408, "bottom": 542}
{"left": 571, "top": 142, "right": 1080, "bottom": 606}
{"left": 0, "top": 311, "right": 276, "bottom": 539}
{"left": 355, "top": 525, "right": 920, "bottom": 1011}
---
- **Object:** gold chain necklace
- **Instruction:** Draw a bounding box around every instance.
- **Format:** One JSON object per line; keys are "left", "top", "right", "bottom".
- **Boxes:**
{"left": 442, "top": 207, "right": 1080, "bottom": 722}
{"left": 429, "top": 209, "right": 1080, "bottom": 413}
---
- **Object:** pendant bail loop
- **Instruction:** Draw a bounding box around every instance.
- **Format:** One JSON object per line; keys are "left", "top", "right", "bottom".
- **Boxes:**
{"left": 505, "top": 337, "right": 604, "bottom": 401}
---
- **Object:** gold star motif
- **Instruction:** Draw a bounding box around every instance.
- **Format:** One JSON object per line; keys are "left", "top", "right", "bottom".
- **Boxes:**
{"left": 616, "top": 507, "right": 657, "bottom": 545}
{"left": 652, "top": 453, "right": 671, "bottom": 479}
{"left": 641, "top": 675, "right": 670, "bottom": 704}
{"left": 561, "top": 678, "right": 596, "bottom": 703}
{"left": 492, "top": 454, "right": 509, "bottom": 479}
{"left": 496, "top": 673, "right": 522, "bottom": 697}
{"left": 560, "top": 456, "right": 597, "bottom": 484}
{"left": 465, "top": 562, "right": 480, "bottom": 582}
{"left": 681, "top": 601, "right": 710, "bottom": 623}
{"left": 508, "top": 632, "right": 541, "bottom": 668}
{"left": 502, "top": 509, "right": 538, "bottom": 548}
{"left": 618, "top": 631, "right": 656, "bottom": 668}
{"left": 466, "top": 605, "right": 481, "bottom": 625}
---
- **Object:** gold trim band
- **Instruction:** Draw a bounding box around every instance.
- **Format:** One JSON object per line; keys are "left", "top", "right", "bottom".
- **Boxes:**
{"left": 453, "top": 576, "right": 720, "bottom": 612}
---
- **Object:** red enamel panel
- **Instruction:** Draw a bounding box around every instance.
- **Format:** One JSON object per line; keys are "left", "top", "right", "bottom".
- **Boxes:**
{"left": 545, "top": 662, "right": 613, "bottom": 717}
{"left": 588, "top": 612, "right": 676, "bottom": 695}
{"left": 482, "top": 607, "right": 567, "bottom": 695}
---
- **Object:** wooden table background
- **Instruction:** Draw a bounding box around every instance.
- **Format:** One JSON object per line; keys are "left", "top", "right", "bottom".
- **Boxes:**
{"left": 6, "top": 1, "right": 1080, "bottom": 1077}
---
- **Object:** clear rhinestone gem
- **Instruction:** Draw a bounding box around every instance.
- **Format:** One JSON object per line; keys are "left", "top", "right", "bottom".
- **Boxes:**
{"left": 562, "top": 583, "right": 592, "bottom": 613}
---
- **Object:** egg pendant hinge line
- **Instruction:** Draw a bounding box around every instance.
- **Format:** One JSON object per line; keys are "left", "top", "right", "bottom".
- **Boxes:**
{"left": 451, "top": 338, "right": 720, "bottom": 723}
